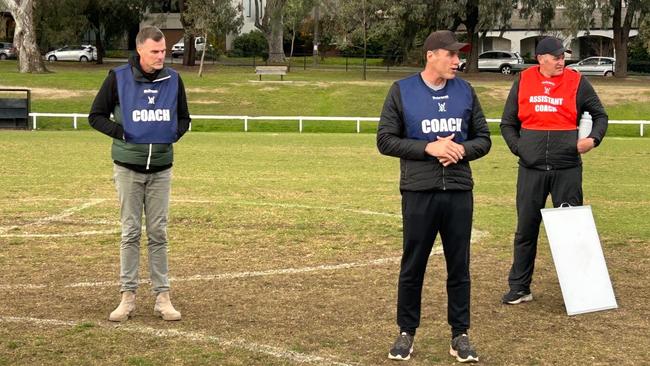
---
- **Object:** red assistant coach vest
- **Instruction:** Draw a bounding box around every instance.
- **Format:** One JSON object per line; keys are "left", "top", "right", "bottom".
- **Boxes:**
{"left": 517, "top": 66, "right": 581, "bottom": 131}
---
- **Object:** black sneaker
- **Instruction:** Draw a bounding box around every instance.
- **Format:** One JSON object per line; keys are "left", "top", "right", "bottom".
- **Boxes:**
{"left": 502, "top": 289, "right": 533, "bottom": 304}
{"left": 388, "top": 332, "right": 414, "bottom": 361}
{"left": 450, "top": 334, "right": 479, "bottom": 363}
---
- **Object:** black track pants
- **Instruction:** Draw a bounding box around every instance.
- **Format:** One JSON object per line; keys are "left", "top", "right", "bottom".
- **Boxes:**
{"left": 507, "top": 165, "right": 583, "bottom": 291}
{"left": 397, "top": 190, "right": 473, "bottom": 336}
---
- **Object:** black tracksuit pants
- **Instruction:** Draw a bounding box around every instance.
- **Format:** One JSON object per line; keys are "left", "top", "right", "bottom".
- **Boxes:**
{"left": 397, "top": 190, "right": 472, "bottom": 337}
{"left": 508, "top": 165, "right": 583, "bottom": 291}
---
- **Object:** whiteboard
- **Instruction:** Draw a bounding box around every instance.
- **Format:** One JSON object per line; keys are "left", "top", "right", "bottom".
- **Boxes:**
{"left": 541, "top": 205, "right": 618, "bottom": 315}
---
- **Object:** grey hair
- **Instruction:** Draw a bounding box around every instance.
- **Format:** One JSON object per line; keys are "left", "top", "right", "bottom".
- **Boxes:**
{"left": 136, "top": 26, "right": 165, "bottom": 46}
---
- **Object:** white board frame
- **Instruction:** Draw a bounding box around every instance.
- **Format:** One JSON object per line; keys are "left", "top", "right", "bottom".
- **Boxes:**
{"left": 541, "top": 205, "right": 618, "bottom": 315}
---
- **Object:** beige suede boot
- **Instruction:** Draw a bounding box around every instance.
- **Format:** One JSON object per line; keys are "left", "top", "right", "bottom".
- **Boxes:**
{"left": 108, "top": 291, "right": 136, "bottom": 322}
{"left": 154, "top": 291, "right": 181, "bottom": 321}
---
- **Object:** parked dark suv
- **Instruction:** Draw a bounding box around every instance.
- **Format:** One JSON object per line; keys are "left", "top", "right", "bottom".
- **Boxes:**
{"left": 0, "top": 42, "right": 17, "bottom": 60}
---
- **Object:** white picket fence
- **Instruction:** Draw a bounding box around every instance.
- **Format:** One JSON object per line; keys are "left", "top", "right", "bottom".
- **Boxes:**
{"left": 27, "top": 112, "right": 650, "bottom": 136}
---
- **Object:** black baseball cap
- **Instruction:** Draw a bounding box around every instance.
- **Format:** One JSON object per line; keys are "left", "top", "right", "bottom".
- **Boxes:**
{"left": 535, "top": 37, "right": 572, "bottom": 56}
{"left": 423, "top": 30, "right": 470, "bottom": 54}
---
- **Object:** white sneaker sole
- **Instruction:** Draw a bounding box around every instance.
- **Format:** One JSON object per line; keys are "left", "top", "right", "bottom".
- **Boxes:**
{"left": 388, "top": 347, "right": 413, "bottom": 361}
{"left": 449, "top": 347, "right": 479, "bottom": 363}
{"left": 505, "top": 293, "right": 533, "bottom": 305}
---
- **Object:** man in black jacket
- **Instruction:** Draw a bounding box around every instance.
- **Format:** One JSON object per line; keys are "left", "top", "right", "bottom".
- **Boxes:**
{"left": 377, "top": 30, "right": 491, "bottom": 363}
{"left": 89, "top": 26, "right": 191, "bottom": 322}
{"left": 500, "top": 37, "right": 608, "bottom": 305}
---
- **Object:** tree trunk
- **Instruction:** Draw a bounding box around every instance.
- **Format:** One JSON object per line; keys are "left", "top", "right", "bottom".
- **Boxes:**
{"left": 267, "top": 1, "right": 286, "bottom": 64}
{"left": 464, "top": 0, "right": 480, "bottom": 74}
{"left": 6, "top": 0, "right": 47, "bottom": 73}
{"left": 612, "top": 0, "right": 639, "bottom": 78}
{"left": 255, "top": 0, "right": 286, "bottom": 64}
{"left": 178, "top": 0, "right": 195, "bottom": 66}
{"left": 198, "top": 32, "right": 207, "bottom": 77}
{"left": 94, "top": 29, "right": 104, "bottom": 64}
{"left": 362, "top": 0, "right": 366, "bottom": 81}
{"left": 313, "top": 2, "right": 319, "bottom": 65}
{"left": 183, "top": 35, "right": 196, "bottom": 66}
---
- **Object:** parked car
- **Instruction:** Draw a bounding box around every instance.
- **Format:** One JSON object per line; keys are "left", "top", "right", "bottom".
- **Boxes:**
{"left": 45, "top": 45, "right": 96, "bottom": 62}
{"left": 171, "top": 37, "right": 211, "bottom": 58}
{"left": 567, "top": 56, "right": 615, "bottom": 77}
{"left": 459, "top": 50, "right": 525, "bottom": 74}
{"left": 0, "top": 42, "right": 17, "bottom": 60}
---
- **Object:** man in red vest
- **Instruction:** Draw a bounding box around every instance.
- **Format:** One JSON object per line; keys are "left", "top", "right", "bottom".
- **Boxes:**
{"left": 500, "top": 37, "right": 608, "bottom": 304}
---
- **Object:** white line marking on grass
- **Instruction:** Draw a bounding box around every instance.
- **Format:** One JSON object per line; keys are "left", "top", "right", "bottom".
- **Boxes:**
{"left": 0, "top": 199, "right": 106, "bottom": 235}
{"left": 0, "top": 284, "right": 48, "bottom": 290}
{"left": 174, "top": 199, "right": 401, "bottom": 218}
{"left": 0, "top": 316, "right": 358, "bottom": 366}
{"left": 0, "top": 229, "right": 120, "bottom": 238}
{"left": 65, "top": 257, "right": 403, "bottom": 289}
{"left": 1, "top": 230, "right": 487, "bottom": 291}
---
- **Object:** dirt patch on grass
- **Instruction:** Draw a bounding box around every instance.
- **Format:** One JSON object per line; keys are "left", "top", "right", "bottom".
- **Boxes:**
{"left": 185, "top": 87, "right": 227, "bottom": 94}
{"left": 0, "top": 85, "right": 93, "bottom": 100}
{"left": 191, "top": 99, "right": 223, "bottom": 105}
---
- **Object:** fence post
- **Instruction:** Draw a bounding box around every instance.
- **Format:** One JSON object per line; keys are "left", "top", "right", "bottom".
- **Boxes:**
{"left": 244, "top": 117, "right": 248, "bottom": 132}
{"left": 32, "top": 115, "right": 37, "bottom": 129}
{"left": 642, "top": 123, "right": 645, "bottom": 137}
{"left": 356, "top": 119, "right": 360, "bottom": 133}
{"left": 299, "top": 118, "right": 303, "bottom": 133}
{"left": 189, "top": 121, "right": 192, "bottom": 131}
{"left": 73, "top": 116, "right": 78, "bottom": 129}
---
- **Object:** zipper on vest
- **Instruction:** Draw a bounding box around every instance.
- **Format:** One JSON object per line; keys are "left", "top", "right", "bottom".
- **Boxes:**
{"left": 146, "top": 144, "right": 152, "bottom": 170}
{"left": 442, "top": 166, "right": 447, "bottom": 190}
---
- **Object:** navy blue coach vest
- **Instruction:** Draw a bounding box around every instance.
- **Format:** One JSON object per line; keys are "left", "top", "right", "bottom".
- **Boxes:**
{"left": 114, "top": 64, "right": 179, "bottom": 144}
{"left": 397, "top": 74, "right": 472, "bottom": 143}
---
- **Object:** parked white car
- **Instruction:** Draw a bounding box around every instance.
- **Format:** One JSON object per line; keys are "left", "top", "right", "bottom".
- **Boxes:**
{"left": 459, "top": 50, "right": 525, "bottom": 74}
{"left": 567, "top": 56, "right": 615, "bottom": 77}
{"left": 45, "top": 45, "right": 96, "bottom": 62}
{"left": 171, "top": 37, "right": 210, "bottom": 58}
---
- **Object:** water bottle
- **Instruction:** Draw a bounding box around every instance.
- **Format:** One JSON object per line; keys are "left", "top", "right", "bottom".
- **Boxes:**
{"left": 578, "top": 112, "right": 592, "bottom": 139}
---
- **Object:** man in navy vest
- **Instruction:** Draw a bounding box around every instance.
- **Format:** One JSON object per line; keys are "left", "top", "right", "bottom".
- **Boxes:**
{"left": 89, "top": 26, "right": 191, "bottom": 322}
{"left": 377, "top": 30, "right": 491, "bottom": 363}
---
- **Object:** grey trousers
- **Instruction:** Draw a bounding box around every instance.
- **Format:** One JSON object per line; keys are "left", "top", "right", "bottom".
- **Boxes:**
{"left": 113, "top": 164, "right": 172, "bottom": 294}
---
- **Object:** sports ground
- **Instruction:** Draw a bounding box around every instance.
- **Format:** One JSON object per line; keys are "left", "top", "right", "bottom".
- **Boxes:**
{"left": 0, "top": 63, "right": 649, "bottom": 365}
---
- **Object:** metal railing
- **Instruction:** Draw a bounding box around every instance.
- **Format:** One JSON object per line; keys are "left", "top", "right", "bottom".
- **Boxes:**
{"left": 26, "top": 113, "right": 650, "bottom": 136}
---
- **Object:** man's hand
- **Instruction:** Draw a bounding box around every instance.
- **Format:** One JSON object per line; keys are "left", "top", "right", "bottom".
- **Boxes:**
{"left": 425, "top": 134, "right": 465, "bottom": 167}
{"left": 577, "top": 137, "right": 595, "bottom": 154}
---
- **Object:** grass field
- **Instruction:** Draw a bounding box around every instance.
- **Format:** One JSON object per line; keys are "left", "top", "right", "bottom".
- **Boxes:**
{"left": 1, "top": 60, "right": 649, "bottom": 137}
{"left": 0, "top": 130, "right": 648, "bottom": 365}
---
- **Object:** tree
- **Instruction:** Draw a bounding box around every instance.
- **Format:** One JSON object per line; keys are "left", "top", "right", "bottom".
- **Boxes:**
{"left": 555, "top": 0, "right": 650, "bottom": 78}
{"left": 184, "top": 0, "right": 243, "bottom": 76}
{"left": 34, "top": 0, "right": 87, "bottom": 52}
{"left": 254, "top": 0, "right": 288, "bottom": 63}
{"left": 1, "top": 0, "right": 47, "bottom": 73}
{"left": 283, "top": 0, "right": 314, "bottom": 62}
{"left": 604, "top": 0, "right": 649, "bottom": 77}
{"left": 83, "top": 0, "right": 150, "bottom": 64}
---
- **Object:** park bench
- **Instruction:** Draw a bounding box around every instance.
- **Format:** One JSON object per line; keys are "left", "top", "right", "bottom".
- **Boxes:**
{"left": 255, "top": 65, "right": 288, "bottom": 81}
{"left": 0, "top": 88, "right": 31, "bottom": 129}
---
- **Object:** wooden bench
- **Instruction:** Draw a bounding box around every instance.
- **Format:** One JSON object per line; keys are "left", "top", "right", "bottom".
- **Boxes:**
{"left": 255, "top": 66, "right": 288, "bottom": 81}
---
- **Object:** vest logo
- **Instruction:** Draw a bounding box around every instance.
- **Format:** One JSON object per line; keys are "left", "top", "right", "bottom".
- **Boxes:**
{"left": 438, "top": 102, "right": 446, "bottom": 112}
{"left": 143, "top": 89, "right": 159, "bottom": 94}
{"left": 132, "top": 109, "right": 171, "bottom": 122}
{"left": 421, "top": 118, "right": 463, "bottom": 134}
{"left": 148, "top": 96, "right": 156, "bottom": 105}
